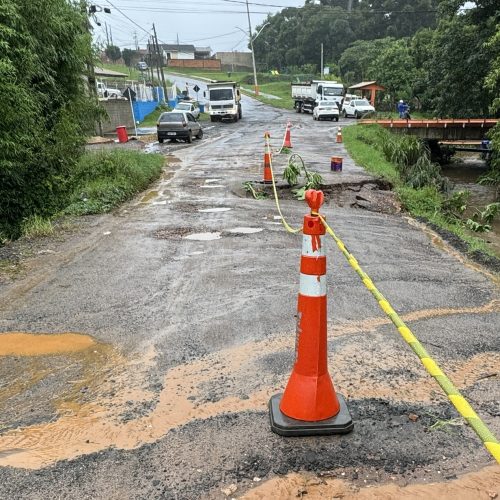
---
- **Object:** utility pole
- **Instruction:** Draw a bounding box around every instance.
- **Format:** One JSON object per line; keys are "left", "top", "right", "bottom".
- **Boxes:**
{"left": 109, "top": 25, "right": 113, "bottom": 46}
{"left": 152, "top": 23, "right": 167, "bottom": 98}
{"left": 133, "top": 31, "right": 139, "bottom": 50}
{"left": 347, "top": 0, "right": 353, "bottom": 12}
{"left": 245, "top": 0, "right": 259, "bottom": 96}
{"left": 147, "top": 37, "right": 154, "bottom": 83}
{"left": 320, "top": 43, "right": 324, "bottom": 77}
{"left": 105, "top": 22, "right": 110, "bottom": 47}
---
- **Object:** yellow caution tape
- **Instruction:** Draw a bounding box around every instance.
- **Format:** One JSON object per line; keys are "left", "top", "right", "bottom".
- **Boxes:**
{"left": 312, "top": 212, "right": 500, "bottom": 465}
{"left": 265, "top": 135, "right": 302, "bottom": 234}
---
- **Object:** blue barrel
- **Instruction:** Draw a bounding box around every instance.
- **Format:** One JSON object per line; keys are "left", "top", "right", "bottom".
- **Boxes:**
{"left": 199, "top": 103, "right": 205, "bottom": 113}
{"left": 331, "top": 156, "right": 343, "bottom": 172}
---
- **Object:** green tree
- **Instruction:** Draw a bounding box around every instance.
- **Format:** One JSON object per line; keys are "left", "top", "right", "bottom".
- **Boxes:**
{"left": 105, "top": 44, "right": 121, "bottom": 62}
{"left": 0, "top": 0, "right": 98, "bottom": 237}
{"left": 369, "top": 38, "right": 418, "bottom": 103}
{"left": 339, "top": 38, "right": 394, "bottom": 85}
{"left": 122, "top": 48, "right": 135, "bottom": 68}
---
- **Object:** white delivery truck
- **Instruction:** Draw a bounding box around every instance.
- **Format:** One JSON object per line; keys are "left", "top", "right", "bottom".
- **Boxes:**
{"left": 291, "top": 80, "right": 344, "bottom": 113}
{"left": 205, "top": 81, "right": 242, "bottom": 122}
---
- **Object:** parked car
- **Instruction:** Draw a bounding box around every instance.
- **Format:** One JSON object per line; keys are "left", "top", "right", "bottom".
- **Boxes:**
{"left": 313, "top": 101, "right": 339, "bottom": 121}
{"left": 342, "top": 98, "right": 375, "bottom": 118}
{"left": 174, "top": 101, "right": 200, "bottom": 119}
{"left": 157, "top": 111, "right": 203, "bottom": 144}
{"left": 137, "top": 61, "right": 148, "bottom": 71}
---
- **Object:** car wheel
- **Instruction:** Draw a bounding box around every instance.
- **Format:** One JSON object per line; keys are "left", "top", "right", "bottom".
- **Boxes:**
{"left": 355, "top": 111, "right": 360, "bottom": 119}
{"left": 210, "top": 116, "right": 217, "bottom": 122}
{"left": 234, "top": 113, "right": 238, "bottom": 123}
{"left": 296, "top": 104, "right": 302, "bottom": 113}
{"left": 196, "top": 128, "right": 204, "bottom": 140}
{"left": 187, "top": 131, "right": 193, "bottom": 144}
{"left": 342, "top": 110, "right": 347, "bottom": 118}
{"left": 238, "top": 106, "right": 242, "bottom": 119}
{"left": 335, "top": 117, "right": 339, "bottom": 122}
{"left": 158, "top": 137, "right": 164, "bottom": 144}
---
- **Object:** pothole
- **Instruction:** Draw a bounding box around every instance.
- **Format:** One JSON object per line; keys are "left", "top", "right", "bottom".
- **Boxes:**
{"left": 198, "top": 207, "right": 232, "bottom": 213}
{"left": 184, "top": 232, "right": 222, "bottom": 241}
{"left": 226, "top": 227, "right": 263, "bottom": 234}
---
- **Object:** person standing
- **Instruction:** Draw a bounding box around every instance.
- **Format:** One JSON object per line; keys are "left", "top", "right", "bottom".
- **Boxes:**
{"left": 398, "top": 99, "right": 406, "bottom": 118}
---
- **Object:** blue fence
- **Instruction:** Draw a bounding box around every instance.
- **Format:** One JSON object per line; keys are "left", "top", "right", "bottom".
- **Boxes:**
{"left": 132, "top": 87, "right": 165, "bottom": 122}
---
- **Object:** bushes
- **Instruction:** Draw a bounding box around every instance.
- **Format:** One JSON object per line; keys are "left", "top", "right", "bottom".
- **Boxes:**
{"left": 0, "top": 0, "right": 99, "bottom": 238}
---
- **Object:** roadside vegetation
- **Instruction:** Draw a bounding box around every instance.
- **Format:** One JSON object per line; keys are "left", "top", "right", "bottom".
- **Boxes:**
{"left": 62, "top": 151, "right": 164, "bottom": 216}
{"left": 343, "top": 125, "right": 498, "bottom": 256}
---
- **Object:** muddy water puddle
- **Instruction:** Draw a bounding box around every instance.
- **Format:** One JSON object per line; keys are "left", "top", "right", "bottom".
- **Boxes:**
{"left": 0, "top": 332, "right": 95, "bottom": 356}
{"left": 241, "top": 465, "right": 500, "bottom": 499}
{"left": 0, "top": 299, "right": 497, "bottom": 468}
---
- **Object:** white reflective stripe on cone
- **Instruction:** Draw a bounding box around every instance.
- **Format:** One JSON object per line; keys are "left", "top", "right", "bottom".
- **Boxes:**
{"left": 299, "top": 273, "right": 326, "bottom": 297}
{"left": 301, "top": 235, "right": 324, "bottom": 257}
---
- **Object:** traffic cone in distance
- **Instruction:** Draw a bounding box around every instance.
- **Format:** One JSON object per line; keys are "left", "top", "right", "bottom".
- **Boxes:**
{"left": 283, "top": 122, "right": 293, "bottom": 148}
{"left": 269, "top": 189, "right": 353, "bottom": 436}
{"left": 336, "top": 126, "right": 343, "bottom": 143}
{"left": 263, "top": 131, "right": 272, "bottom": 184}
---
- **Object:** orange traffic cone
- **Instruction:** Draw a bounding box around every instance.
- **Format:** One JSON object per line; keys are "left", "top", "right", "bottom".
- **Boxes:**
{"left": 263, "top": 131, "right": 272, "bottom": 184}
{"left": 283, "top": 121, "right": 293, "bottom": 148}
{"left": 336, "top": 126, "right": 343, "bottom": 143}
{"left": 269, "top": 189, "right": 353, "bottom": 436}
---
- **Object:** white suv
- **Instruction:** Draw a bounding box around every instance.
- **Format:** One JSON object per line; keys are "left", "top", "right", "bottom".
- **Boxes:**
{"left": 342, "top": 98, "right": 375, "bottom": 118}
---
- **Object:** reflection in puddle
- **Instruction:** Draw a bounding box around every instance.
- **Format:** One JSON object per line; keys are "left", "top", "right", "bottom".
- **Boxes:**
{"left": 227, "top": 227, "right": 263, "bottom": 234}
{"left": 184, "top": 232, "right": 222, "bottom": 241}
{"left": 140, "top": 191, "right": 159, "bottom": 203}
{"left": 204, "top": 179, "right": 222, "bottom": 184}
{"left": 198, "top": 207, "right": 232, "bottom": 213}
{"left": 200, "top": 185, "right": 224, "bottom": 189}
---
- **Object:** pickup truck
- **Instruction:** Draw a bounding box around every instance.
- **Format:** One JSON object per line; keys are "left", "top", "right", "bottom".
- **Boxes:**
{"left": 96, "top": 81, "right": 122, "bottom": 98}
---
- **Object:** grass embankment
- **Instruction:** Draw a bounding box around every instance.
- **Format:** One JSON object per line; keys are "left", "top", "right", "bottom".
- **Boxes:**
{"left": 343, "top": 124, "right": 495, "bottom": 256}
{"left": 20, "top": 151, "right": 164, "bottom": 239}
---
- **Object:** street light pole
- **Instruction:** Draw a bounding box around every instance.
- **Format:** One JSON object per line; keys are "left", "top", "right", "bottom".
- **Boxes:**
{"left": 245, "top": 0, "right": 259, "bottom": 96}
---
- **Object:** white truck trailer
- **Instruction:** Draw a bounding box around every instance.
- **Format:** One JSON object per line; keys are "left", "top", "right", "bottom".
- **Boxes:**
{"left": 291, "top": 80, "right": 344, "bottom": 113}
{"left": 205, "top": 81, "right": 242, "bottom": 122}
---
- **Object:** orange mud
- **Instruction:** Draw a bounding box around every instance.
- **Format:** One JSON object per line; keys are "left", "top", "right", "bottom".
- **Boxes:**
{"left": 0, "top": 332, "right": 95, "bottom": 357}
{"left": 140, "top": 191, "right": 159, "bottom": 203}
{"left": 0, "top": 299, "right": 497, "bottom": 469}
{"left": 240, "top": 465, "right": 500, "bottom": 499}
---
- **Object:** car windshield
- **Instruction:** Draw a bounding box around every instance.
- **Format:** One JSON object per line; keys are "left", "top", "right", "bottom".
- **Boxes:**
{"left": 209, "top": 88, "right": 233, "bottom": 101}
{"left": 176, "top": 103, "right": 191, "bottom": 110}
{"left": 160, "top": 113, "right": 184, "bottom": 122}
{"left": 323, "top": 87, "right": 343, "bottom": 96}
{"left": 354, "top": 99, "right": 370, "bottom": 106}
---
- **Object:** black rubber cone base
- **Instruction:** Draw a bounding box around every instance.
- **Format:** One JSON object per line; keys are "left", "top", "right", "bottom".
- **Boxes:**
{"left": 269, "top": 393, "right": 354, "bottom": 437}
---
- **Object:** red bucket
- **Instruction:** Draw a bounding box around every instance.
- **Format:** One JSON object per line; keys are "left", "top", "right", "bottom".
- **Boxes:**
{"left": 116, "top": 126, "right": 128, "bottom": 143}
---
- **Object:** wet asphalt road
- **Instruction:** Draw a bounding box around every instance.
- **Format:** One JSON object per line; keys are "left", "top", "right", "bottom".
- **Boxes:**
{"left": 0, "top": 77, "right": 498, "bottom": 499}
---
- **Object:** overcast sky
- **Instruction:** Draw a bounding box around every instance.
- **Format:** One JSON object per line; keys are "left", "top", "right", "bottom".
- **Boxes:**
{"left": 91, "top": 0, "right": 306, "bottom": 53}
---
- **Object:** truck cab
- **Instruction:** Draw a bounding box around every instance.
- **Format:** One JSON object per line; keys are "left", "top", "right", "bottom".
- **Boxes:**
{"left": 205, "top": 81, "right": 242, "bottom": 122}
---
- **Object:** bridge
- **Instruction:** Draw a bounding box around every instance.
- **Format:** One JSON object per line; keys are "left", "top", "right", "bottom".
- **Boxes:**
{"left": 358, "top": 118, "right": 498, "bottom": 141}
